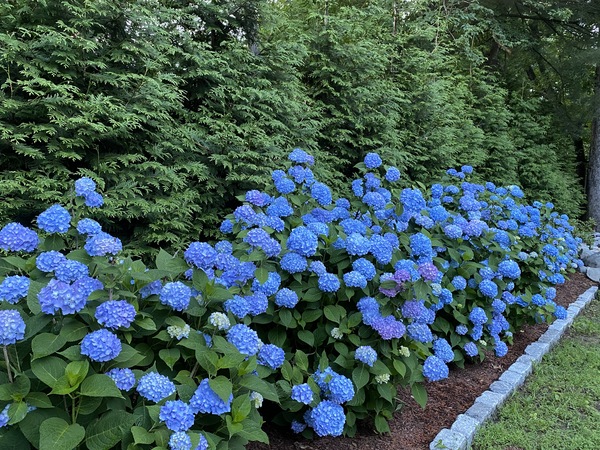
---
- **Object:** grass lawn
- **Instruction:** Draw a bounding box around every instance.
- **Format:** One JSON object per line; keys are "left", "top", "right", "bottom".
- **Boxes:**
{"left": 473, "top": 294, "right": 600, "bottom": 450}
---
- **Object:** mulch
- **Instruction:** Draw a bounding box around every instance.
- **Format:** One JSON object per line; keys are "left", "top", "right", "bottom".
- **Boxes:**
{"left": 249, "top": 272, "right": 598, "bottom": 450}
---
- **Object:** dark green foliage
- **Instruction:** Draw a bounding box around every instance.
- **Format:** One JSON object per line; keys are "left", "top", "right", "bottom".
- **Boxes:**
{"left": 0, "top": 0, "right": 591, "bottom": 252}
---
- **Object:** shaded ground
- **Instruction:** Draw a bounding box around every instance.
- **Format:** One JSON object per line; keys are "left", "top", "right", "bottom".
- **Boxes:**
{"left": 249, "top": 273, "right": 597, "bottom": 450}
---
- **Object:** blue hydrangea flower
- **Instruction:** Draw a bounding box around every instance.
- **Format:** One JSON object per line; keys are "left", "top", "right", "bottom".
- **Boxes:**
{"left": 80, "top": 329, "right": 122, "bottom": 362}
{"left": 0, "top": 310, "right": 25, "bottom": 345}
{"left": 223, "top": 296, "right": 249, "bottom": 319}
{"left": 252, "top": 272, "right": 281, "bottom": 297}
{"left": 422, "top": 355, "right": 449, "bottom": 382}
{"left": 0, "top": 223, "right": 39, "bottom": 252}
{"left": 455, "top": 324, "right": 468, "bottom": 335}
{"left": 433, "top": 339, "right": 454, "bottom": 363}
{"left": 95, "top": 300, "right": 136, "bottom": 329}
{"left": 245, "top": 190, "right": 271, "bottom": 207}
{"left": 407, "top": 323, "right": 433, "bottom": 343}
{"left": 84, "top": 232, "right": 122, "bottom": 256}
{"left": 137, "top": 372, "right": 176, "bottom": 402}
{"left": 286, "top": 227, "right": 318, "bottom": 257}
{"left": 196, "top": 434, "right": 208, "bottom": 450}
{"left": 189, "top": 378, "right": 233, "bottom": 415}
{"left": 443, "top": 224, "right": 462, "bottom": 239}
{"left": 245, "top": 292, "right": 269, "bottom": 316}
{"left": 355, "top": 346, "right": 377, "bottom": 367}
{"left": 0, "top": 276, "right": 30, "bottom": 304}
{"left": 106, "top": 368, "right": 136, "bottom": 391}
{"left": 308, "top": 400, "right": 346, "bottom": 437}
{"left": 37, "top": 204, "right": 71, "bottom": 233}
{"left": 159, "top": 400, "right": 195, "bottom": 432}
{"left": 364, "top": 153, "right": 382, "bottom": 169}
{"left": 274, "top": 177, "right": 295, "bottom": 194}
{"left": 160, "top": 282, "right": 191, "bottom": 312}
{"left": 35, "top": 251, "right": 66, "bottom": 272}
{"left": 168, "top": 432, "right": 192, "bottom": 450}
{"left": 75, "top": 177, "right": 97, "bottom": 196}
{"left": 291, "top": 383, "right": 314, "bottom": 405}
{"left": 275, "top": 288, "right": 299, "bottom": 308}
{"left": 369, "top": 234, "right": 393, "bottom": 264}
{"left": 385, "top": 167, "right": 401, "bottom": 182}
{"left": 327, "top": 374, "right": 355, "bottom": 404}
{"left": 258, "top": 344, "right": 285, "bottom": 369}
{"left": 220, "top": 219, "right": 234, "bottom": 233}
{"left": 531, "top": 294, "right": 546, "bottom": 307}
{"left": 469, "top": 307, "right": 487, "bottom": 325}
{"left": 280, "top": 252, "right": 307, "bottom": 274}
{"left": 464, "top": 342, "right": 479, "bottom": 357}
{"left": 554, "top": 305, "right": 567, "bottom": 320}
{"left": 84, "top": 191, "right": 104, "bottom": 208}
{"left": 498, "top": 260, "right": 521, "bottom": 279}
{"left": 307, "top": 221, "right": 328, "bottom": 236}
{"left": 38, "top": 279, "right": 87, "bottom": 315}
{"left": 494, "top": 341, "right": 508, "bottom": 357}
{"left": 343, "top": 271, "right": 367, "bottom": 289}
{"left": 55, "top": 259, "right": 89, "bottom": 283}
{"left": 352, "top": 258, "right": 376, "bottom": 281}
{"left": 141, "top": 280, "right": 162, "bottom": 299}
{"left": 291, "top": 420, "right": 307, "bottom": 433}
{"left": 451, "top": 276, "right": 467, "bottom": 290}
{"left": 289, "top": 148, "right": 314, "bottom": 165}
{"left": 409, "top": 233, "right": 432, "bottom": 259}
{"left": 184, "top": 242, "right": 217, "bottom": 270}
{"left": 311, "top": 182, "right": 332, "bottom": 206}
{"left": 318, "top": 273, "right": 340, "bottom": 292}
{"left": 478, "top": 279, "right": 498, "bottom": 298}
{"left": 76, "top": 218, "right": 102, "bottom": 236}
{"left": 345, "top": 233, "right": 370, "bottom": 256}
{"left": 227, "top": 324, "right": 260, "bottom": 356}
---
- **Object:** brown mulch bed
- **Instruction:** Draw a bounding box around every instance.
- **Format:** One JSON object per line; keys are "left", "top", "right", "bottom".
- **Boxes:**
{"left": 249, "top": 273, "right": 598, "bottom": 450}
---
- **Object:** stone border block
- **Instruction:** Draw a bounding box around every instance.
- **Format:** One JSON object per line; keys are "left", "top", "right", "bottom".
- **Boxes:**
{"left": 450, "top": 414, "right": 480, "bottom": 447}
{"left": 508, "top": 359, "right": 532, "bottom": 377}
{"left": 499, "top": 369, "right": 526, "bottom": 389}
{"left": 524, "top": 341, "right": 550, "bottom": 362}
{"left": 464, "top": 401, "right": 496, "bottom": 423}
{"left": 538, "top": 328, "right": 561, "bottom": 348}
{"left": 430, "top": 428, "right": 467, "bottom": 450}
{"left": 474, "top": 390, "right": 505, "bottom": 412}
{"left": 489, "top": 380, "right": 513, "bottom": 397}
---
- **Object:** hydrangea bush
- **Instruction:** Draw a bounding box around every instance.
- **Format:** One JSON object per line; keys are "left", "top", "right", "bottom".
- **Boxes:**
{"left": 191, "top": 149, "right": 582, "bottom": 436}
{"left": 0, "top": 150, "right": 583, "bottom": 448}
{"left": 0, "top": 179, "right": 274, "bottom": 450}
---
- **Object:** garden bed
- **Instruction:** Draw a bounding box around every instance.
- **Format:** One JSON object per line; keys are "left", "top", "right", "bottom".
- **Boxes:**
{"left": 250, "top": 272, "right": 597, "bottom": 450}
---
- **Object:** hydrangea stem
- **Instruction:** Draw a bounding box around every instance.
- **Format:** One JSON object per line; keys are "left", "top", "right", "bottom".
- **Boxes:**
{"left": 3, "top": 346, "right": 13, "bottom": 383}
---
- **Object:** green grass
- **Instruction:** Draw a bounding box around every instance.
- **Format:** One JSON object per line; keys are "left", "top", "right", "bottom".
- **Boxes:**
{"left": 473, "top": 295, "right": 600, "bottom": 450}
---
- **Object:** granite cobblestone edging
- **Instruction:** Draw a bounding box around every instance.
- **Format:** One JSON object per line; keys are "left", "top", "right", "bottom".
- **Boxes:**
{"left": 429, "top": 285, "right": 599, "bottom": 450}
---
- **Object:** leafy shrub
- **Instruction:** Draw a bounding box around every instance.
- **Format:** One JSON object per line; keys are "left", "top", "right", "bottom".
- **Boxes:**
{"left": 0, "top": 181, "right": 275, "bottom": 450}
{"left": 187, "top": 150, "right": 583, "bottom": 436}
{"left": 0, "top": 149, "right": 583, "bottom": 449}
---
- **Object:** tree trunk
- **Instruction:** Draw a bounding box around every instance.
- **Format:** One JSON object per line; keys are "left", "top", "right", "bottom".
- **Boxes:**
{"left": 588, "top": 65, "right": 600, "bottom": 229}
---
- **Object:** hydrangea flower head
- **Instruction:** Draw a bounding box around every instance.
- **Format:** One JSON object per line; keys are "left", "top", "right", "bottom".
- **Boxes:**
{"left": 95, "top": 300, "right": 136, "bottom": 329}
{"left": 385, "top": 167, "right": 401, "bottom": 182}
{"left": 227, "top": 324, "right": 260, "bottom": 356}
{"left": 209, "top": 312, "right": 230, "bottom": 330}
{"left": 106, "top": 368, "right": 136, "bottom": 391}
{"left": 0, "top": 223, "right": 39, "bottom": 252}
{"left": 0, "top": 310, "right": 26, "bottom": 345}
{"left": 36, "top": 251, "right": 66, "bottom": 272}
{"left": 184, "top": 242, "right": 217, "bottom": 270}
{"left": 433, "top": 339, "right": 454, "bottom": 363}
{"left": 137, "top": 372, "right": 176, "bottom": 402}
{"left": 76, "top": 218, "right": 102, "bottom": 236}
{"left": 168, "top": 431, "right": 191, "bottom": 450}
{"left": 311, "top": 182, "right": 332, "bottom": 206}
{"left": 159, "top": 400, "right": 195, "bottom": 432}
{"left": 307, "top": 400, "right": 345, "bottom": 437}
{"left": 84, "top": 232, "right": 122, "bottom": 256}
{"left": 275, "top": 288, "right": 299, "bottom": 308}
{"left": 75, "top": 177, "right": 96, "bottom": 196}
{"left": 422, "top": 355, "right": 449, "bottom": 382}
{"left": 0, "top": 275, "right": 30, "bottom": 304}
{"left": 37, "top": 204, "right": 71, "bottom": 233}
{"left": 318, "top": 273, "right": 340, "bottom": 292}
{"left": 258, "top": 344, "right": 285, "bottom": 369}
{"left": 364, "top": 153, "right": 382, "bottom": 169}
{"left": 289, "top": 148, "right": 314, "bottom": 165}
{"left": 286, "top": 227, "right": 318, "bottom": 257}
{"left": 291, "top": 383, "right": 314, "bottom": 405}
{"left": 189, "top": 378, "right": 233, "bottom": 415}
{"left": 280, "top": 252, "right": 307, "bottom": 274}
{"left": 55, "top": 259, "right": 89, "bottom": 283}
{"left": 354, "top": 346, "right": 377, "bottom": 367}
{"left": 160, "top": 282, "right": 192, "bottom": 312}
{"left": 80, "top": 329, "right": 122, "bottom": 362}
{"left": 84, "top": 191, "right": 104, "bottom": 208}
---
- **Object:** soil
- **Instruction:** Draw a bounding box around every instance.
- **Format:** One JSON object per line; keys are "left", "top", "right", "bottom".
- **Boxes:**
{"left": 249, "top": 272, "right": 598, "bottom": 450}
